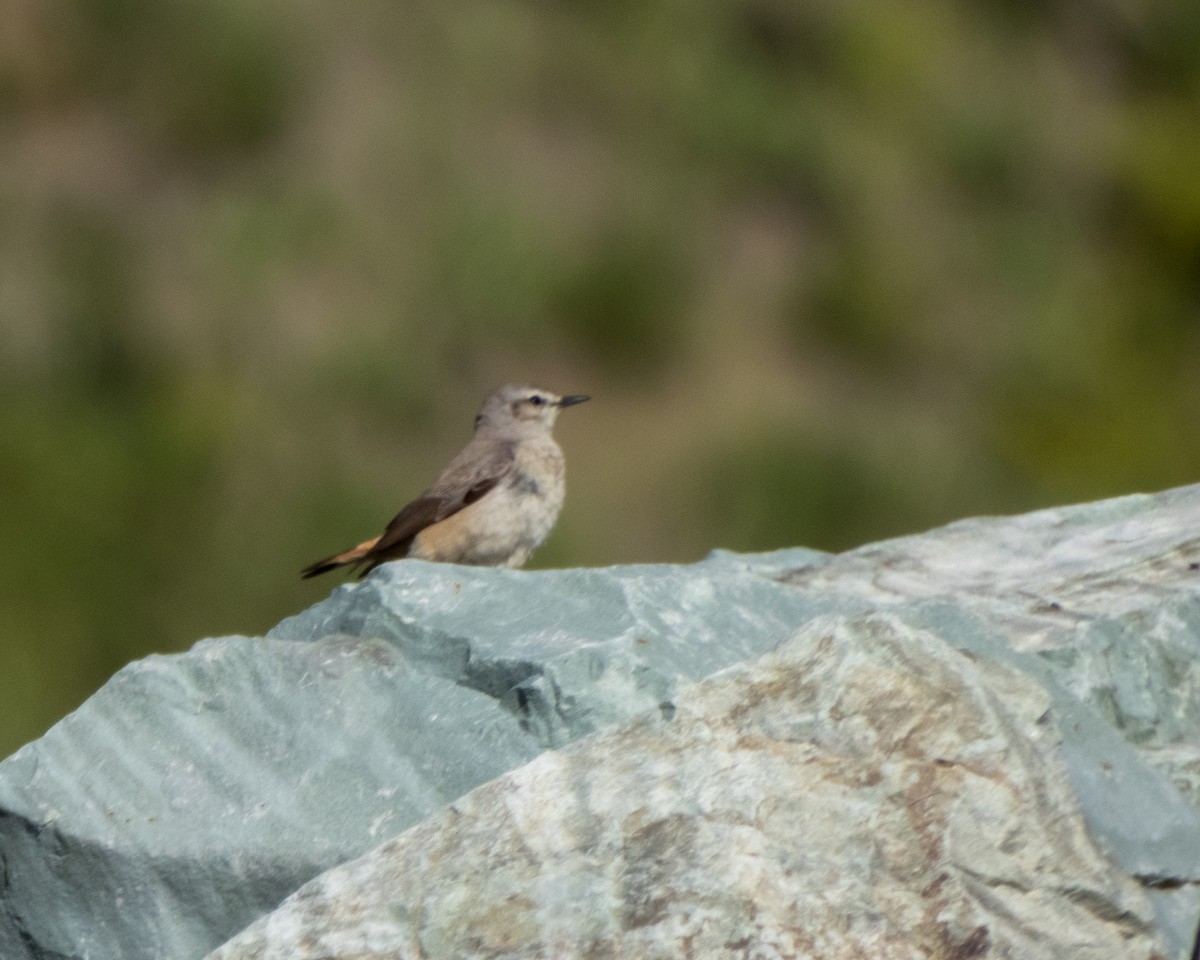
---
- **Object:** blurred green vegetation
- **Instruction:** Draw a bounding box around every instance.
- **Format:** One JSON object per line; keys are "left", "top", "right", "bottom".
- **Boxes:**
{"left": 1, "top": 0, "right": 1198, "bottom": 757}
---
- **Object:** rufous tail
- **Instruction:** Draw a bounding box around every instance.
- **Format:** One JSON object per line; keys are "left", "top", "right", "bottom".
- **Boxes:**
{"left": 300, "top": 537, "right": 381, "bottom": 579}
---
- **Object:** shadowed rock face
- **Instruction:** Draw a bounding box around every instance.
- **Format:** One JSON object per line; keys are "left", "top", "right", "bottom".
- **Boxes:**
{"left": 207, "top": 615, "right": 1160, "bottom": 960}
{"left": 3, "top": 486, "right": 1200, "bottom": 959}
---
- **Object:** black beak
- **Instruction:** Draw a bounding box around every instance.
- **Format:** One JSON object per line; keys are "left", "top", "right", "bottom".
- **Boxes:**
{"left": 558, "top": 395, "right": 591, "bottom": 408}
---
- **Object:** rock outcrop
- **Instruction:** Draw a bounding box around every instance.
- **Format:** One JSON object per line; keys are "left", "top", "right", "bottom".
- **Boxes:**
{"left": 2, "top": 487, "right": 1199, "bottom": 959}
{"left": 208, "top": 614, "right": 1161, "bottom": 959}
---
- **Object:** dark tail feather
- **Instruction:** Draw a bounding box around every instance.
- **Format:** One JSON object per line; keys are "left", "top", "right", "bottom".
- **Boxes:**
{"left": 300, "top": 536, "right": 381, "bottom": 580}
{"left": 300, "top": 556, "right": 345, "bottom": 579}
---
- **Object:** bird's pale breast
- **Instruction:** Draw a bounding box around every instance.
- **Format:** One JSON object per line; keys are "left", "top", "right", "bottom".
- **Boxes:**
{"left": 409, "top": 438, "right": 565, "bottom": 567}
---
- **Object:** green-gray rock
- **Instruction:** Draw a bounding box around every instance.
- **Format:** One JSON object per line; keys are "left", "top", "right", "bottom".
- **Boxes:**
{"left": 208, "top": 614, "right": 1163, "bottom": 960}
{"left": 3, "top": 487, "right": 1200, "bottom": 959}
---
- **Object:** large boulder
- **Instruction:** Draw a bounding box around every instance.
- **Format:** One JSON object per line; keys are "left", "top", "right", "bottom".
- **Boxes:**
{"left": 207, "top": 613, "right": 1162, "bottom": 960}
{"left": 2, "top": 486, "right": 1199, "bottom": 958}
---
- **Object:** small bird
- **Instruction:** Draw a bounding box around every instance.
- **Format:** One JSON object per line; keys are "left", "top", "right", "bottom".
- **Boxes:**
{"left": 301, "top": 384, "right": 590, "bottom": 579}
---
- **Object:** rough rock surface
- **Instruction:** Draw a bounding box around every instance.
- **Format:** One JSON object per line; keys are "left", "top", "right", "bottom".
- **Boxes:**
{"left": 0, "top": 548, "right": 850, "bottom": 960}
{"left": 267, "top": 546, "right": 851, "bottom": 747}
{"left": 2, "top": 486, "right": 1200, "bottom": 959}
{"left": 208, "top": 614, "right": 1162, "bottom": 960}
{"left": 785, "top": 485, "right": 1200, "bottom": 807}
{"left": 783, "top": 487, "right": 1200, "bottom": 952}
{"left": 0, "top": 636, "right": 538, "bottom": 960}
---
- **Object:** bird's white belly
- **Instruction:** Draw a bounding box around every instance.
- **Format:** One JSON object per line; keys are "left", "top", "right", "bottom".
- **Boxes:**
{"left": 468, "top": 481, "right": 564, "bottom": 566}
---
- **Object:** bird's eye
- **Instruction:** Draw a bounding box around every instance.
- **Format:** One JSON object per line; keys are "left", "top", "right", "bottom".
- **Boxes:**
{"left": 529, "top": 395, "right": 545, "bottom": 406}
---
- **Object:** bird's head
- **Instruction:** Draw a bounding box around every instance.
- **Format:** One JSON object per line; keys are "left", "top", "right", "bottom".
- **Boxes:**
{"left": 474, "top": 384, "right": 590, "bottom": 435}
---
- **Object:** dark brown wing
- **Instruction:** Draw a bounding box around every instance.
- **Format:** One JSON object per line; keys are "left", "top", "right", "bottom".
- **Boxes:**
{"left": 352, "top": 439, "right": 515, "bottom": 575}
{"left": 366, "top": 496, "right": 445, "bottom": 559}
{"left": 301, "top": 438, "right": 516, "bottom": 580}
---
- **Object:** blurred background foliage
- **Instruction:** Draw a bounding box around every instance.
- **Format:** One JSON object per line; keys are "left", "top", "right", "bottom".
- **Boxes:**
{"left": 1, "top": 0, "right": 1199, "bottom": 756}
